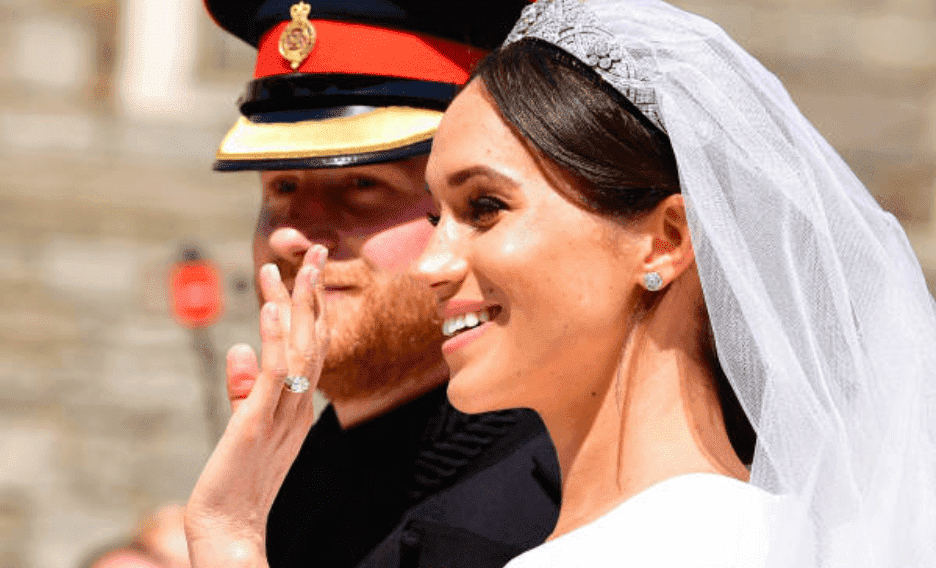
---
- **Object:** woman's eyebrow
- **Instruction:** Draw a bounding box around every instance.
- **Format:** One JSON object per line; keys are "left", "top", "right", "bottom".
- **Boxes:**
{"left": 447, "top": 165, "right": 518, "bottom": 188}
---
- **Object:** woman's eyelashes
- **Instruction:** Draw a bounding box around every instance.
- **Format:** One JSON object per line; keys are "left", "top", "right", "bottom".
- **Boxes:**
{"left": 466, "top": 195, "right": 507, "bottom": 226}
{"left": 424, "top": 183, "right": 441, "bottom": 226}
{"left": 426, "top": 193, "right": 508, "bottom": 228}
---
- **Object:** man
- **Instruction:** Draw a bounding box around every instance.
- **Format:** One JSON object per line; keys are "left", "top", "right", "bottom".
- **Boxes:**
{"left": 203, "top": 2, "right": 561, "bottom": 568}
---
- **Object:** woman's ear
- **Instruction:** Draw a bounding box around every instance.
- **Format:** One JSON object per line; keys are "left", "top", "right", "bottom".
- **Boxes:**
{"left": 638, "top": 194, "right": 694, "bottom": 290}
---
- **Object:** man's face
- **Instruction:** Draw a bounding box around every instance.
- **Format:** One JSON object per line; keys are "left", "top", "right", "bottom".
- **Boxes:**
{"left": 253, "top": 155, "right": 444, "bottom": 400}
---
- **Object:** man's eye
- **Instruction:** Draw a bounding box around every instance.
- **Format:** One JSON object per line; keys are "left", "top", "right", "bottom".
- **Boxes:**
{"left": 342, "top": 177, "right": 392, "bottom": 212}
{"left": 352, "top": 177, "right": 378, "bottom": 189}
{"left": 274, "top": 180, "right": 297, "bottom": 195}
{"left": 345, "top": 186, "right": 391, "bottom": 211}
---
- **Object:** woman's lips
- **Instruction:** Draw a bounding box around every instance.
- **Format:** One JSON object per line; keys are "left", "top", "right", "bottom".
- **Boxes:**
{"left": 440, "top": 304, "right": 502, "bottom": 354}
{"left": 442, "top": 320, "right": 494, "bottom": 355}
{"left": 441, "top": 305, "right": 501, "bottom": 336}
{"left": 440, "top": 299, "right": 488, "bottom": 320}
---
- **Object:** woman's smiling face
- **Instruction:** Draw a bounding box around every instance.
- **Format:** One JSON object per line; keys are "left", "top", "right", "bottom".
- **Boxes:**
{"left": 415, "top": 80, "right": 648, "bottom": 417}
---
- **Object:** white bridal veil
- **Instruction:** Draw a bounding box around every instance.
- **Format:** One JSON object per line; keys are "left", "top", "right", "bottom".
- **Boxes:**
{"left": 505, "top": 0, "right": 936, "bottom": 566}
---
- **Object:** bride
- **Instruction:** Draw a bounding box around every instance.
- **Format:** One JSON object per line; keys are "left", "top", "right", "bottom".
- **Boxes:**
{"left": 184, "top": 1, "right": 936, "bottom": 567}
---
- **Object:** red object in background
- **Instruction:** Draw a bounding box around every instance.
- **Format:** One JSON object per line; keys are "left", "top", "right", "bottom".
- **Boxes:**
{"left": 170, "top": 261, "right": 222, "bottom": 328}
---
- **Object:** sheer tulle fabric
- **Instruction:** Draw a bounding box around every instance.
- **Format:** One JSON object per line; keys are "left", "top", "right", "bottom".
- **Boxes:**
{"left": 507, "top": 1, "right": 936, "bottom": 565}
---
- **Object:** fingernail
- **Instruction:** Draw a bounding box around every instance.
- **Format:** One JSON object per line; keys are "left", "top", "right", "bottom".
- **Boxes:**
{"left": 308, "top": 265, "right": 319, "bottom": 287}
{"left": 264, "top": 263, "right": 280, "bottom": 281}
{"left": 297, "top": 265, "right": 312, "bottom": 286}
{"left": 263, "top": 302, "right": 277, "bottom": 321}
{"left": 315, "top": 245, "right": 328, "bottom": 269}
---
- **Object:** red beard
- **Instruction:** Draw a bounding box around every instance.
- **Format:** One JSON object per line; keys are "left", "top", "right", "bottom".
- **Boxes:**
{"left": 311, "top": 259, "right": 445, "bottom": 400}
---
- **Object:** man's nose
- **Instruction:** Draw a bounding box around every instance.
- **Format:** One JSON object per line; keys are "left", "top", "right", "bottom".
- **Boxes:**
{"left": 268, "top": 227, "right": 340, "bottom": 265}
{"left": 268, "top": 227, "right": 311, "bottom": 264}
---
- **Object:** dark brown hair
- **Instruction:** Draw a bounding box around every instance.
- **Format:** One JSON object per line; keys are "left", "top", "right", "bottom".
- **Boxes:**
{"left": 473, "top": 37, "right": 756, "bottom": 463}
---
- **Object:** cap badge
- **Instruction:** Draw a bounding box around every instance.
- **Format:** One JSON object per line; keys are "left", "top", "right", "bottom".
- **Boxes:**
{"left": 279, "top": 2, "right": 316, "bottom": 70}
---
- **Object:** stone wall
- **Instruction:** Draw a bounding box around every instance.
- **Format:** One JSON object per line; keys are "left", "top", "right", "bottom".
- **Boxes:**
{"left": 0, "top": 1, "right": 933, "bottom": 567}
{"left": 0, "top": 1, "right": 276, "bottom": 566}
{"left": 0, "top": 152, "right": 266, "bottom": 567}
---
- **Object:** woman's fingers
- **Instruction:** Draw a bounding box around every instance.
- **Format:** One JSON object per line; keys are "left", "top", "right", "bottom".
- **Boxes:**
{"left": 186, "top": 303, "right": 297, "bottom": 564}
{"left": 274, "top": 247, "right": 328, "bottom": 418}
{"left": 309, "top": 246, "right": 330, "bottom": 360}
{"left": 247, "top": 246, "right": 331, "bottom": 422}
{"left": 289, "top": 247, "right": 328, "bottom": 376}
{"left": 272, "top": 265, "right": 314, "bottom": 418}
{"left": 259, "top": 263, "right": 291, "bottom": 335}
{"left": 253, "top": 301, "right": 289, "bottom": 419}
{"left": 304, "top": 248, "right": 331, "bottom": 418}
{"left": 186, "top": 248, "right": 331, "bottom": 568}
{"left": 225, "top": 344, "right": 258, "bottom": 414}
{"left": 286, "top": 266, "right": 318, "bottom": 384}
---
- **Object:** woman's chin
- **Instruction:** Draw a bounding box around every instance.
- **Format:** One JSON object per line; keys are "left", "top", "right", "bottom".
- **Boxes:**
{"left": 445, "top": 369, "right": 516, "bottom": 416}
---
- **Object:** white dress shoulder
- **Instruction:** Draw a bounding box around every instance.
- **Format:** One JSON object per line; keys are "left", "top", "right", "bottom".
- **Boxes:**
{"left": 505, "top": 473, "right": 780, "bottom": 568}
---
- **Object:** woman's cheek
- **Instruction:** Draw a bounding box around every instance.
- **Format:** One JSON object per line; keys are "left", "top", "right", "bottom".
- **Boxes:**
{"left": 361, "top": 218, "right": 436, "bottom": 272}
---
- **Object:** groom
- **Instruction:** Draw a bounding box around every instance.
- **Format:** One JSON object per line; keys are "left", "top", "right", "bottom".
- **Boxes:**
{"left": 204, "top": 1, "right": 560, "bottom": 568}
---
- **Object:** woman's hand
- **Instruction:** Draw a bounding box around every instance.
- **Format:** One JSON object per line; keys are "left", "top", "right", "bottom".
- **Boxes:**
{"left": 184, "top": 246, "right": 329, "bottom": 568}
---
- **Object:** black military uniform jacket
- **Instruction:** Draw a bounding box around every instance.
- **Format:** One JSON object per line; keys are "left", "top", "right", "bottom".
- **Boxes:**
{"left": 266, "top": 386, "right": 560, "bottom": 568}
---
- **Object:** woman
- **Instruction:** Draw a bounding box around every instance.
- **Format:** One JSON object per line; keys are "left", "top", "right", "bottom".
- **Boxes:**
{"left": 184, "top": 1, "right": 936, "bottom": 566}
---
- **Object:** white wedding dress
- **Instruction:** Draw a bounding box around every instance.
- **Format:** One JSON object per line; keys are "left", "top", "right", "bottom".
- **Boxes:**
{"left": 505, "top": 473, "right": 782, "bottom": 568}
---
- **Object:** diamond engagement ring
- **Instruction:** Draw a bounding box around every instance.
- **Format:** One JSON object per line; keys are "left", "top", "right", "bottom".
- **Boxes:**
{"left": 284, "top": 375, "right": 311, "bottom": 394}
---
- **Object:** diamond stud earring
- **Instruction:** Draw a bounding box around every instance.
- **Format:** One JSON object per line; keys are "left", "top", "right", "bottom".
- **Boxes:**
{"left": 644, "top": 272, "right": 664, "bottom": 292}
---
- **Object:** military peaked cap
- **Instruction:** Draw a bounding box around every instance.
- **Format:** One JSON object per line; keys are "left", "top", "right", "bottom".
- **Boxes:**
{"left": 205, "top": 0, "right": 530, "bottom": 170}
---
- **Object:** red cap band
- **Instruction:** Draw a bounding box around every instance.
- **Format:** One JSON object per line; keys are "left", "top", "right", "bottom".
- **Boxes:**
{"left": 255, "top": 20, "right": 488, "bottom": 84}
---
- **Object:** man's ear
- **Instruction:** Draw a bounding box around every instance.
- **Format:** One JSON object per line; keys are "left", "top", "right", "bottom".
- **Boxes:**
{"left": 637, "top": 194, "right": 694, "bottom": 290}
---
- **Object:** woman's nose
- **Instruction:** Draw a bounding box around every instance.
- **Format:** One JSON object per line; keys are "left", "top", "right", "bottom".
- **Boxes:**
{"left": 413, "top": 229, "right": 468, "bottom": 301}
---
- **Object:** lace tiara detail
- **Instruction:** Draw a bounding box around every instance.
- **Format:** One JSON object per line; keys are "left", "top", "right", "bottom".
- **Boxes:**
{"left": 504, "top": 0, "right": 666, "bottom": 134}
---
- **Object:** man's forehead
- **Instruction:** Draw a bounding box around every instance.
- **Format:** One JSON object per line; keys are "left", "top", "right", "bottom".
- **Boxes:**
{"left": 260, "top": 156, "right": 429, "bottom": 186}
